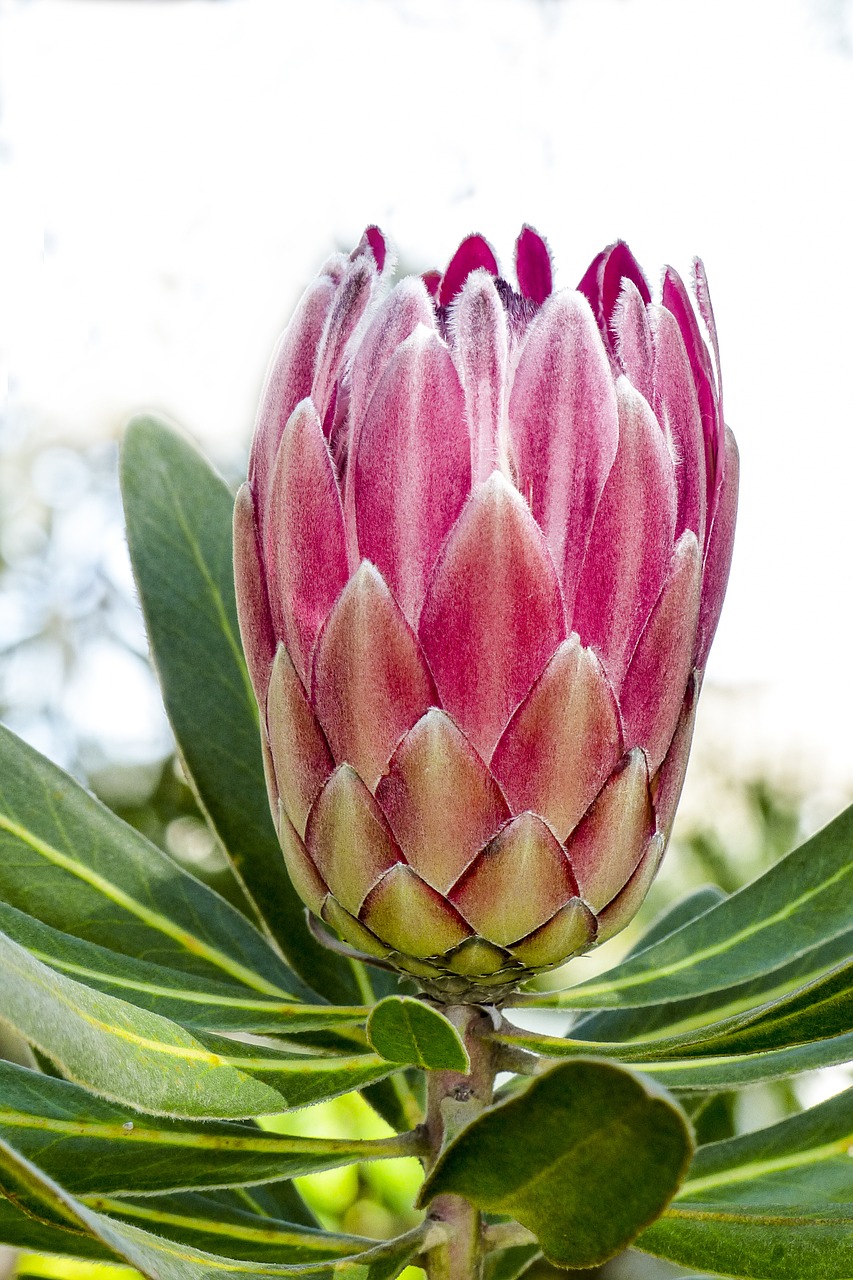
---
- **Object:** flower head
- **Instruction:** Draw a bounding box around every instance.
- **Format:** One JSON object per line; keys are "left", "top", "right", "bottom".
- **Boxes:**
{"left": 235, "top": 227, "right": 738, "bottom": 1001}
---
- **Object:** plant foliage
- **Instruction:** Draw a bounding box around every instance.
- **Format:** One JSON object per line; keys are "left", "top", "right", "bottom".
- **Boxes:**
{"left": 0, "top": 418, "right": 850, "bottom": 1279}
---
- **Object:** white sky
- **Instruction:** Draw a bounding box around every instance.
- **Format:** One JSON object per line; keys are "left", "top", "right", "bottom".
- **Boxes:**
{"left": 2, "top": 0, "right": 853, "bottom": 785}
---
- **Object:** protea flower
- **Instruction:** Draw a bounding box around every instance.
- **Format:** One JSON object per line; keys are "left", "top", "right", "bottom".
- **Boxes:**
{"left": 234, "top": 227, "right": 737, "bottom": 1002}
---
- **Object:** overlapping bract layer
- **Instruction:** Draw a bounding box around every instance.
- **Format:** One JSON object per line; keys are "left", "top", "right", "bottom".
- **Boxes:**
{"left": 235, "top": 227, "right": 738, "bottom": 1000}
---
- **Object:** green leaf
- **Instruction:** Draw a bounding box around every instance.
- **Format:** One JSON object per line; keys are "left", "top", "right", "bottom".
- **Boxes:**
{"left": 121, "top": 415, "right": 357, "bottom": 1004}
{"left": 0, "top": 929, "right": 393, "bottom": 1118}
{"left": 483, "top": 1244, "right": 541, "bottom": 1280}
{"left": 0, "top": 1060, "right": 418, "bottom": 1195}
{"left": 0, "top": 1134, "right": 426, "bottom": 1279}
{"left": 0, "top": 722, "right": 301, "bottom": 998}
{"left": 0, "top": 1192, "right": 116, "bottom": 1262}
{"left": 521, "top": 802, "right": 853, "bottom": 1011}
{"left": 81, "top": 1192, "right": 375, "bottom": 1265}
{"left": 360, "top": 1074, "right": 424, "bottom": 1134}
{"left": 638, "top": 1087, "right": 853, "bottom": 1277}
{"left": 419, "top": 1060, "right": 693, "bottom": 1269}
{"left": 623, "top": 886, "right": 728, "bottom": 956}
{"left": 207, "top": 1184, "right": 320, "bottom": 1231}
{"left": 637, "top": 1033, "right": 853, "bottom": 1092}
{"left": 0, "top": 901, "right": 367, "bottom": 1036}
{"left": 367, "top": 997, "right": 470, "bottom": 1071}
{"left": 496, "top": 959, "right": 853, "bottom": 1069}
{"left": 570, "top": 927, "right": 853, "bottom": 1048}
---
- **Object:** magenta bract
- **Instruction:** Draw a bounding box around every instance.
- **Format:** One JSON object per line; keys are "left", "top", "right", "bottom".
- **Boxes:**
{"left": 235, "top": 226, "right": 738, "bottom": 1000}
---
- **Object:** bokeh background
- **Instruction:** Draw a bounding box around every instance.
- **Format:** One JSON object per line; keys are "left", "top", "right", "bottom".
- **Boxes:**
{"left": 2, "top": 0, "right": 853, "bottom": 1276}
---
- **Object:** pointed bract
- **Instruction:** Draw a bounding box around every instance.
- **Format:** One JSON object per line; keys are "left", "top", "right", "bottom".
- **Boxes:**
{"left": 508, "top": 291, "right": 619, "bottom": 617}
{"left": 352, "top": 224, "right": 388, "bottom": 274}
{"left": 572, "top": 378, "right": 677, "bottom": 686}
{"left": 515, "top": 225, "right": 553, "bottom": 304}
{"left": 344, "top": 278, "right": 438, "bottom": 562}
{"left": 653, "top": 674, "right": 698, "bottom": 841}
{"left": 612, "top": 279, "right": 654, "bottom": 406}
{"left": 249, "top": 269, "right": 340, "bottom": 521}
{"left": 596, "top": 834, "right": 665, "bottom": 943}
{"left": 354, "top": 329, "right": 470, "bottom": 624}
{"left": 278, "top": 808, "right": 328, "bottom": 916}
{"left": 263, "top": 400, "right": 349, "bottom": 683}
{"left": 312, "top": 254, "right": 376, "bottom": 424}
{"left": 360, "top": 864, "right": 472, "bottom": 958}
{"left": 439, "top": 233, "right": 499, "bottom": 306}
{"left": 376, "top": 709, "right": 510, "bottom": 894}
{"left": 578, "top": 240, "right": 651, "bottom": 356}
{"left": 306, "top": 764, "right": 401, "bottom": 915}
{"left": 233, "top": 483, "right": 277, "bottom": 705}
{"left": 312, "top": 562, "right": 436, "bottom": 789}
{"left": 510, "top": 898, "right": 597, "bottom": 968}
{"left": 450, "top": 812, "right": 578, "bottom": 946}
{"left": 491, "top": 637, "right": 622, "bottom": 842}
{"left": 621, "top": 531, "right": 702, "bottom": 770}
{"left": 346, "top": 276, "right": 437, "bottom": 450}
{"left": 662, "top": 266, "right": 722, "bottom": 509}
{"left": 566, "top": 749, "right": 654, "bottom": 912}
{"left": 697, "top": 426, "right": 739, "bottom": 668}
{"left": 419, "top": 474, "right": 565, "bottom": 761}
{"left": 452, "top": 271, "right": 509, "bottom": 485}
{"left": 322, "top": 895, "right": 392, "bottom": 958}
{"left": 266, "top": 644, "right": 334, "bottom": 837}
{"left": 650, "top": 304, "right": 707, "bottom": 546}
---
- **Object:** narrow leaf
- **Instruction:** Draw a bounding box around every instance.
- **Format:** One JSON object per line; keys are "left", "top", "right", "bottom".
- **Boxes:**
{"left": 121, "top": 415, "right": 358, "bottom": 1003}
{"left": 206, "top": 1184, "right": 320, "bottom": 1231}
{"left": 494, "top": 1034, "right": 853, "bottom": 1093}
{"left": 81, "top": 1192, "right": 375, "bottom": 1264}
{"left": 0, "top": 901, "right": 366, "bottom": 1036}
{"left": 0, "top": 930, "right": 393, "bottom": 1118}
{"left": 0, "top": 1191, "right": 115, "bottom": 1262}
{"left": 367, "top": 997, "right": 470, "bottom": 1071}
{"left": 0, "top": 1134, "right": 426, "bottom": 1279}
{"left": 0, "top": 1060, "right": 418, "bottom": 1196}
{"left": 0, "top": 723, "right": 300, "bottom": 998}
{"left": 496, "top": 959, "right": 853, "bottom": 1069}
{"left": 419, "top": 1060, "right": 693, "bottom": 1269}
{"left": 571, "top": 926, "right": 853, "bottom": 1048}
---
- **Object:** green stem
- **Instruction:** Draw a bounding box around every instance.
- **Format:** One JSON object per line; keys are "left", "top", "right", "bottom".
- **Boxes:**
{"left": 421, "top": 1006, "right": 498, "bottom": 1280}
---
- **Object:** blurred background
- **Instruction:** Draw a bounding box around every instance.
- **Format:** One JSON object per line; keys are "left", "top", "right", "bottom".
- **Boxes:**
{"left": 2, "top": 0, "right": 853, "bottom": 1276}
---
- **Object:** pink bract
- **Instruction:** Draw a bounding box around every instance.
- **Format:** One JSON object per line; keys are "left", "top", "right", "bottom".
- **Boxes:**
{"left": 235, "top": 225, "right": 738, "bottom": 1001}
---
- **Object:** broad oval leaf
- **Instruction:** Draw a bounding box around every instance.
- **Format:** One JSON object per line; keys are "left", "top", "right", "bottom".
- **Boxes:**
{"left": 0, "top": 722, "right": 303, "bottom": 998}
{"left": 638, "top": 1087, "right": 853, "bottom": 1278}
{"left": 419, "top": 1059, "right": 693, "bottom": 1269}
{"left": 0, "top": 929, "right": 392, "bottom": 1118}
{"left": 0, "top": 1059, "right": 418, "bottom": 1196}
{"left": 521, "top": 802, "right": 853, "bottom": 1011}
{"left": 367, "top": 997, "right": 470, "bottom": 1071}
{"left": 121, "top": 415, "right": 357, "bottom": 1004}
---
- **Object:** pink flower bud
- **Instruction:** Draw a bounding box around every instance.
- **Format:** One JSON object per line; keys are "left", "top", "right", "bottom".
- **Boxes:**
{"left": 235, "top": 227, "right": 738, "bottom": 1001}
